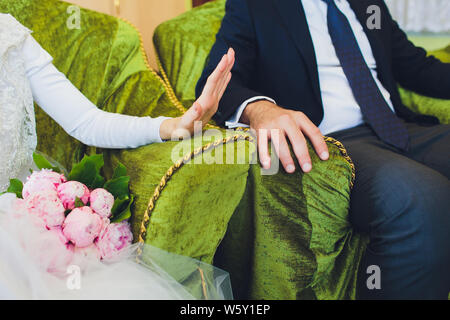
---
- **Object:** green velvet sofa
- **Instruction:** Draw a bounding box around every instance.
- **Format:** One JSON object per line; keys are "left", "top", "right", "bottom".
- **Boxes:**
{"left": 2, "top": 0, "right": 448, "bottom": 300}
{"left": 153, "top": 0, "right": 450, "bottom": 299}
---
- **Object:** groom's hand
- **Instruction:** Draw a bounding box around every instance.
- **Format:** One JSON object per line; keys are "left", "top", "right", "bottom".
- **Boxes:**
{"left": 241, "top": 100, "right": 329, "bottom": 173}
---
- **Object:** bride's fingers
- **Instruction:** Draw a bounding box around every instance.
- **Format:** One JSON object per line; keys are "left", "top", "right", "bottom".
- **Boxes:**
{"left": 213, "top": 54, "right": 231, "bottom": 93}
{"left": 208, "top": 54, "right": 228, "bottom": 86}
{"left": 202, "top": 49, "right": 233, "bottom": 102}
{"left": 191, "top": 102, "right": 207, "bottom": 130}
{"left": 199, "top": 55, "right": 227, "bottom": 103}
{"left": 216, "top": 48, "right": 235, "bottom": 84}
{"left": 218, "top": 72, "right": 232, "bottom": 100}
{"left": 214, "top": 49, "right": 235, "bottom": 96}
{"left": 180, "top": 101, "right": 202, "bottom": 128}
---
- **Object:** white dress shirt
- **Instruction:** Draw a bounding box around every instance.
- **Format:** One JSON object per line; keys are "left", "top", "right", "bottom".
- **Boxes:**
{"left": 226, "top": 0, "right": 396, "bottom": 135}
{"left": 23, "top": 34, "right": 169, "bottom": 149}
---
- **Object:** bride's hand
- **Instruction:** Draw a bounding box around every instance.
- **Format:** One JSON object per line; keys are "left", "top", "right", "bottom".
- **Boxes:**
{"left": 159, "top": 48, "right": 235, "bottom": 140}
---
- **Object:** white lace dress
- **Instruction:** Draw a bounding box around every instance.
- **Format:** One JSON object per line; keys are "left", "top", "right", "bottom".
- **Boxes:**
{"left": 0, "top": 14, "right": 36, "bottom": 192}
{"left": 0, "top": 14, "right": 232, "bottom": 300}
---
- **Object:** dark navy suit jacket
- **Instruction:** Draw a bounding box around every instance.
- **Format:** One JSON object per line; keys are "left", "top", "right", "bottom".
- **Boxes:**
{"left": 196, "top": 0, "right": 450, "bottom": 127}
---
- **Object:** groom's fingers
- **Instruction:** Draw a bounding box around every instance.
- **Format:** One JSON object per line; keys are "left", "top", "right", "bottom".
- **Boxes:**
{"left": 284, "top": 125, "right": 312, "bottom": 173}
{"left": 295, "top": 113, "right": 329, "bottom": 161}
{"left": 271, "top": 130, "right": 295, "bottom": 174}
{"left": 257, "top": 129, "right": 270, "bottom": 169}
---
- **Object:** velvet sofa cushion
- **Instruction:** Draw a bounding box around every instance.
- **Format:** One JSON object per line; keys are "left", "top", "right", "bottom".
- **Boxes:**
{"left": 154, "top": 0, "right": 449, "bottom": 124}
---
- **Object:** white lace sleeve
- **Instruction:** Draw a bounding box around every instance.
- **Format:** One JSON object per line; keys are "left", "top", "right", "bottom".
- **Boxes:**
{"left": 0, "top": 14, "right": 37, "bottom": 191}
{"left": 23, "top": 35, "right": 171, "bottom": 149}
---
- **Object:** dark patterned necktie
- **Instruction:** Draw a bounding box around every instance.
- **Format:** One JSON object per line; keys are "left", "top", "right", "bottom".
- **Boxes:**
{"left": 321, "top": 0, "right": 409, "bottom": 150}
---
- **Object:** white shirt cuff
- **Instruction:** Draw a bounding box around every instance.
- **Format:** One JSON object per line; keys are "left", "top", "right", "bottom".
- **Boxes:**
{"left": 225, "top": 96, "right": 276, "bottom": 128}
{"left": 149, "top": 116, "right": 172, "bottom": 143}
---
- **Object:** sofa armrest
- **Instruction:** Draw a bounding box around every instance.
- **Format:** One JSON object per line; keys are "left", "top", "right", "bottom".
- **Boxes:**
{"left": 214, "top": 136, "right": 368, "bottom": 299}
{"left": 103, "top": 129, "right": 364, "bottom": 298}
{"left": 103, "top": 130, "right": 255, "bottom": 264}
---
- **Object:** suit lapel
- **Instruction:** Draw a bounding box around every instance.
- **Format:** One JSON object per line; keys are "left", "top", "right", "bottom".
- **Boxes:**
{"left": 272, "top": 0, "right": 322, "bottom": 105}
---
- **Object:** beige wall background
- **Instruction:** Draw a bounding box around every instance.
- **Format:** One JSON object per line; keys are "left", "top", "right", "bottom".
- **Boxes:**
{"left": 62, "top": 0, "right": 189, "bottom": 69}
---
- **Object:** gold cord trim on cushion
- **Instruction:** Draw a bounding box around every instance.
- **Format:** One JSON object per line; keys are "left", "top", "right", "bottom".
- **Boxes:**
{"left": 136, "top": 132, "right": 355, "bottom": 248}
{"left": 137, "top": 133, "right": 255, "bottom": 245}
{"left": 324, "top": 136, "right": 356, "bottom": 188}
{"left": 119, "top": 18, "right": 187, "bottom": 115}
{"left": 137, "top": 133, "right": 255, "bottom": 247}
{"left": 154, "top": 51, "right": 188, "bottom": 113}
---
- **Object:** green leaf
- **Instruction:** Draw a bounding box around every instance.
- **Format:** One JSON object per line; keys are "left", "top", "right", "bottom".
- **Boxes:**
{"left": 110, "top": 196, "right": 129, "bottom": 217}
{"left": 6, "top": 179, "right": 23, "bottom": 198}
{"left": 103, "top": 176, "right": 130, "bottom": 200}
{"left": 74, "top": 197, "right": 84, "bottom": 208}
{"left": 33, "top": 153, "right": 61, "bottom": 173}
{"left": 92, "top": 174, "right": 106, "bottom": 190}
{"left": 68, "top": 154, "right": 105, "bottom": 189}
{"left": 112, "top": 162, "right": 127, "bottom": 179}
{"left": 110, "top": 195, "right": 135, "bottom": 223}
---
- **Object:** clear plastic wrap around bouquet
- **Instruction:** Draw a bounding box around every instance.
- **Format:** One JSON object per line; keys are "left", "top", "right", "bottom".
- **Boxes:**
{"left": 0, "top": 153, "right": 232, "bottom": 300}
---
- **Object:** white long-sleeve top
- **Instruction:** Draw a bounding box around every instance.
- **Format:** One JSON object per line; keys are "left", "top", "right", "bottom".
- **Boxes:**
{"left": 23, "top": 34, "right": 170, "bottom": 149}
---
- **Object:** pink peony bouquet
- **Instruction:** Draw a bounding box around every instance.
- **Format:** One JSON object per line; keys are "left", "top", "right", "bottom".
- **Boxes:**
{"left": 3, "top": 153, "right": 136, "bottom": 271}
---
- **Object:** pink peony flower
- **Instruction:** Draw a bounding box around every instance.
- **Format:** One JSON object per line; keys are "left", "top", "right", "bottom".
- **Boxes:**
{"left": 96, "top": 221, "right": 133, "bottom": 260}
{"left": 89, "top": 188, "right": 114, "bottom": 218}
{"left": 25, "top": 189, "right": 66, "bottom": 228}
{"left": 63, "top": 207, "right": 103, "bottom": 248}
{"left": 22, "top": 169, "right": 66, "bottom": 199}
{"left": 57, "top": 181, "right": 90, "bottom": 210}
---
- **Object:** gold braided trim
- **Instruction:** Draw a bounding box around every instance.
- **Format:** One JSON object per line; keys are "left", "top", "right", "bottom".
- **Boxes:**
{"left": 137, "top": 132, "right": 355, "bottom": 248}
{"left": 154, "top": 50, "right": 188, "bottom": 114}
{"left": 137, "top": 134, "right": 255, "bottom": 245}
{"left": 118, "top": 17, "right": 186, "bottom": 115}
{"left": 324, "top": 136, "right": 356, "bottom": 188}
